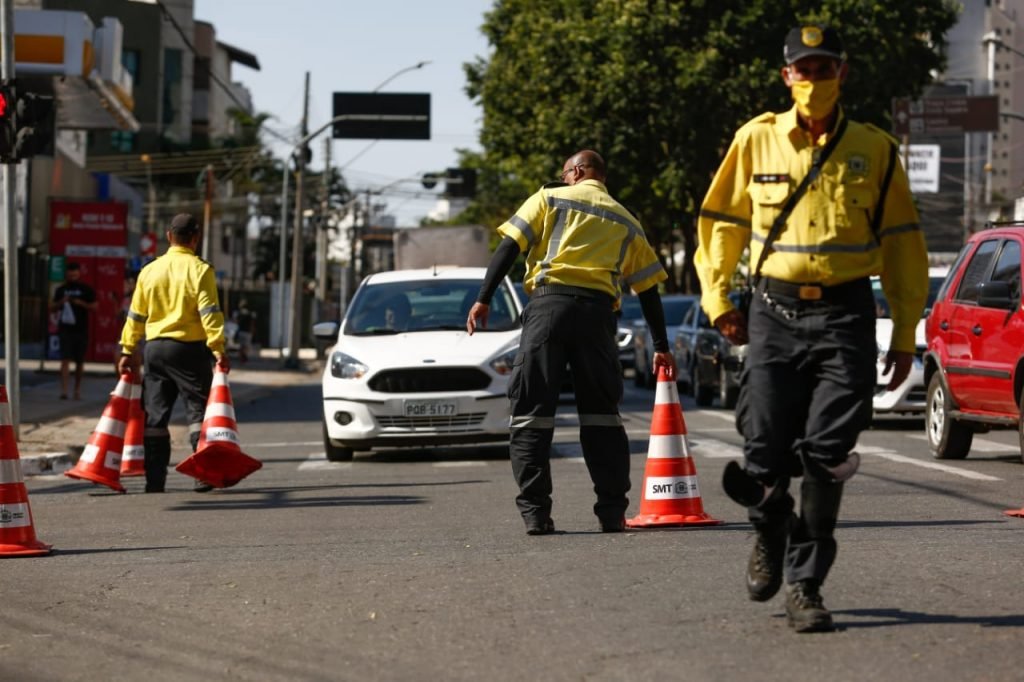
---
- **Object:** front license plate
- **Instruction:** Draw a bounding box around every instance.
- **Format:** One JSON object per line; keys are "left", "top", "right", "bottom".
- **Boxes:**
{"left": 404, "top": 400, "right": 458, "bottom": 417}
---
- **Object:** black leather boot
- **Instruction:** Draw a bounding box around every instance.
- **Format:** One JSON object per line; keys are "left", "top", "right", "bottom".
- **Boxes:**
{"left": 143, "top": 436, "right": 171, "bottom": 493}
{"left": 785, "top": 579, "right": 835, "bottom": 633}
{"left": 747, "top": 514, "right": 795, "bottom": 601}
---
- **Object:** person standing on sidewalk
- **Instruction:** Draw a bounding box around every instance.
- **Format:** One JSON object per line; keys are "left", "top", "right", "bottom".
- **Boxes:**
{"left": 50, "top": 261, "right": 97, "bottom": 400}
{"left": 117, "top": 214, "right": 230, "bottom": 493}
{"left": 466, "top": 149, "right": 676, "bottom": 535}
{"left": 695, "top": 26, "right": 928, "bottom": 632}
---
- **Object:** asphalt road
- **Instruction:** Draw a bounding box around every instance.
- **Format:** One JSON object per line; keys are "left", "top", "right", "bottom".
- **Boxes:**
{"left": 5, "top": 374, "right": 1024, "bottom": 681}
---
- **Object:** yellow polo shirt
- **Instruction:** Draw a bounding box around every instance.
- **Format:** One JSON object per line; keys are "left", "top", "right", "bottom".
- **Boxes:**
{"left": 119, "top": 245, "right": 225, "bottom": 355}
{"left": 695, "top": 105, "right": 929, "bottom": 352}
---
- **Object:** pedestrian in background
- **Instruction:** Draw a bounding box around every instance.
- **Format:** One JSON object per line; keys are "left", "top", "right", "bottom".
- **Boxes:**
{"left": 232, "top": 299, "right": 256, "bottom": 363}
{"left": 467, "top": 150, "right": 676, "bottom": 535}
{"left": 117, "top": 213, "right": 229, "bottom": 493}
{"left": 50, "top": 261, "right": 97, "bottom": 400}
{"left": 695, "top": 26, "right": 928, "bottom": 632}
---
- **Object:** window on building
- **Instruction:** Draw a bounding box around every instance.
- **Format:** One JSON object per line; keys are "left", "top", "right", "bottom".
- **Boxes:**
{"left": 162, "top": 48, "right": 183, "bottom": 128}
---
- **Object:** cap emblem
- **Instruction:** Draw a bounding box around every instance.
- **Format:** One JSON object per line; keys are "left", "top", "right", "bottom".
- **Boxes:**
{"left": 801, "top": 27, "right": 824, "bottom": 47}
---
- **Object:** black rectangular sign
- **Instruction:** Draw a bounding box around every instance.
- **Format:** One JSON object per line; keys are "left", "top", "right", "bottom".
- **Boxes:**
{"left": 332, "top": 92, "right": 431, "bottom": 140}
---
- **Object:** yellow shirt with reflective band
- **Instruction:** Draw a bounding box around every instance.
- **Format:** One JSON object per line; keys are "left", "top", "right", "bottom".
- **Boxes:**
{"left": 695, "top": 105, "right": 929, "bottom": 352}
{"left": 497, "top": 179, "right": 667, "bottom": 306}
{"left": 119, "top": 245, "right": 225, "bottom": 355}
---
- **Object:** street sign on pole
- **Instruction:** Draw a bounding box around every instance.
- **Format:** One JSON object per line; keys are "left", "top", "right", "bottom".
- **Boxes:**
{"left": 331, "top": 93, "right": 430, "bottom": 140}
{"left": 892, "top": 95, "right": 1000, "bottom": 136}
{"left": 906, "top": 144, "right": 941, "bottom": 194}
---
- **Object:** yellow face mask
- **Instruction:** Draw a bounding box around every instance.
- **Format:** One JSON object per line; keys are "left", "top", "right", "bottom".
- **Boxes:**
{"left": 790, "top": 78, "right": 839, "bottom": 120}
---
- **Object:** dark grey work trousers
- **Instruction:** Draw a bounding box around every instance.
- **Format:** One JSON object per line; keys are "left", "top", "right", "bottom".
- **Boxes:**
{"left": 142, "top": 338, "right": 213, "bottom": 489}
{"left": 507, "top": 291, "right": 630, "bottom": 525}
{"left": 735, "top": 279, "right": 875, "bottom": 584}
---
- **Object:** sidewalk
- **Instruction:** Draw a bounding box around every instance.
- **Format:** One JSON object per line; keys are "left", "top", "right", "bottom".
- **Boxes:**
{"left": 1, "top": 347, "right": 321, "bottom": 475}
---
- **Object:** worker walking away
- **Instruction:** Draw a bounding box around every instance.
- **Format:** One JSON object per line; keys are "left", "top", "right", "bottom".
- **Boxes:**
{"left": 467, "top": 150, "right": 676, "bottom": 535}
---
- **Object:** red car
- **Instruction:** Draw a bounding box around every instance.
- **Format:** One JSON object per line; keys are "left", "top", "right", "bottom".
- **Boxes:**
{"left": 923, "top": 221, "right": 1024, "bottom": 462}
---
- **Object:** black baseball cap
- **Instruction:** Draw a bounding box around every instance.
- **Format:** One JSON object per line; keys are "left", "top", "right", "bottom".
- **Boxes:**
{"left": 169, "top": 213, "right": 199, "bottom": 238}
{"left": 783, "top": 25, "right": 846, "bottom": 64}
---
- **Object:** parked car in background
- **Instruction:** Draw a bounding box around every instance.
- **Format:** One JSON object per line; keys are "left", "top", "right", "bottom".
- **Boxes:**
{"left": 313, "top": 267, "right": 523, "bottom": 462}
{"left": 673, "top": 293, "right": 746, "bottom": 408}
{"left": 616, "top": 295, "right": 644, "bottom": 373}
{"left": 923, "top": 222, "right": 1024, "bottom": 462}
{"left": 872, "top": 267, "right": 949, "bottom": 416}
{"left": 633, "top": 294, "right": 698, "bottom": 388}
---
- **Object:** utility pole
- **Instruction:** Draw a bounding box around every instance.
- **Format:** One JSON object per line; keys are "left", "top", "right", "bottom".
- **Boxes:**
{"left": 316, "top": 135, "right": 331, "bottom": 319}
{"left": 2, "top": 0, "right": 19, "bottom": 433}
{"left": 201, "top": 164, "right": 214, "bottom": 262}
{"left": 285, "top": 71, "right": 310, "bottom": 369}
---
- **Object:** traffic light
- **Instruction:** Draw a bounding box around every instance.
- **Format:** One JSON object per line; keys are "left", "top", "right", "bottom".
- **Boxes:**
{"left": 0, "top": 80, "right": 16, "bottom": 164}
{"left": 13, "top": 88, "right": 55, "bottom": 160}
{"left": 444, "top": 167, "right": 476, "bottom": 198}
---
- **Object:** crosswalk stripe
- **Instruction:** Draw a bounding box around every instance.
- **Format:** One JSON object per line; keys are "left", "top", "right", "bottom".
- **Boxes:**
{"left": 906, "top": 433, "right": 1015, "bottom": 453}
{"left": 857, "top": 445, "right": 1001, "bottom": 481}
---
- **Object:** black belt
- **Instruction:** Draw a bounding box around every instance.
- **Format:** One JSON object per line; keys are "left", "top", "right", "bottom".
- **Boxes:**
{"left": 531, "top": 284, "right": 614, "bottom": 305}
{"left": 758, "top": 276, "right": 869, "bottom": 302}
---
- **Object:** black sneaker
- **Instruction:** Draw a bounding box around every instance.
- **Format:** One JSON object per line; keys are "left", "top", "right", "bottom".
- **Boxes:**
{"left": 785, "top": 580, "right": 835, "bottom": 633}
{"left": 746, "top": 518, "right": 792, "bottom": 602}
{"left": 525, "top": 518, "right": 555, "bottom": 536}
{"left": 193, "top": 480, "right": 215, "bottom": 493}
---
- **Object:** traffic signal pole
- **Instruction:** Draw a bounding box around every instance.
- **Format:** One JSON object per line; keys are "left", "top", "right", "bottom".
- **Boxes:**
{"left": 1, "top": 0, "right": 19, "bottom": 433}
{"left": 284, "top": 71, "right": 310, "bottom": 369}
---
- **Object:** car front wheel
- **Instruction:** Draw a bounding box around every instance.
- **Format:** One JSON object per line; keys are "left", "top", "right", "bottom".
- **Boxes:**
{"left": 926, "top": 374, "right": 972, "bottom": 460}
{"left": 322, "top": 420, "right": 355, "bottom": 462}
{"left": 694, "top": 364, "right": 713, "bottom": 407}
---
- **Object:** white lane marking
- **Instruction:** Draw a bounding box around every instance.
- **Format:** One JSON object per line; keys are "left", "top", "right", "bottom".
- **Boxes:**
{"left": 693, "top": 410, "right": 737, "bottom": 423}
{"left": 857, "top": 445, "right": 1001, "bottom": 481}
{"left": 298, "top": 453, "right": 352, "bottom": 471}
{"left": 687, "top": 436, "right": 744, "bottom": 459}
{"left": 432, "top": 461, "right": 488, "bottom": 468}
{"left": 906, "top": 433, "right": 1015, "bottom": 453}
{"left": 250, "top": 441, "right": 321, "bottom": 448}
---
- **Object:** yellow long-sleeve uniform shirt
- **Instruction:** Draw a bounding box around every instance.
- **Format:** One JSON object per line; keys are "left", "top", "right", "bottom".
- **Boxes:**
{"left": 497, "top": 179, "right": 667, "bottom": 305}
{"left": 119, "top": 245, "right": 225, "bottom": 355}
{"left": 695, "top": 106, "right": 929, "bottom": 352}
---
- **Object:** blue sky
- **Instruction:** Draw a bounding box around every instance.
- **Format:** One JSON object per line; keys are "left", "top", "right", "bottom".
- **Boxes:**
{"left": 193, "top": 0, "right": 493, "bottom": 225}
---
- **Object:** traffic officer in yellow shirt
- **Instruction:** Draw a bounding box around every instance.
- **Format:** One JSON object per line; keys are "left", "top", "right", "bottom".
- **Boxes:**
{"left": 117, "top": 213, "right": 229, "bottom": 493}
{"left": 467, "top": 150, "right": 676, "bottom": 535}
{"left": 695, "top": 26, "right": 928, "bottom": 632}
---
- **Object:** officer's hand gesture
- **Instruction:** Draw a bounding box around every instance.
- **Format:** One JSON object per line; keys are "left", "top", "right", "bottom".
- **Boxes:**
{"left": 714, "top": 309, "right": 749, "bottom": 346}
{"left": 466, "top": 302, "right": 489, "bottom": 336}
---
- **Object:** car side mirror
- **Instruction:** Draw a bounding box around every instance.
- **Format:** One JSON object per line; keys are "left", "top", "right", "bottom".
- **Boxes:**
{"left": 312, "top": 321, "right": 340, "bottom": 340}
{"left": 977, "top": 281, "right": 1018, "bottom": 310}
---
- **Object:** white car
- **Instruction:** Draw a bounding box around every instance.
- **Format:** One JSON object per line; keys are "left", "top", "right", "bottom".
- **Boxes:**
{"left": 313, "top": 267, "right": 523, "bottom": 461}
{"left": 872, "top": 267, "right": 949, "bottom": 415}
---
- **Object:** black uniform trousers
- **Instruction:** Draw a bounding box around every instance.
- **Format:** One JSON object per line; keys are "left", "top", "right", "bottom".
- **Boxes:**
{"left": 507, "top": 290, "right": 630, "bottom": 525}
{"left": 142, "top": 338, "right": 214, "bottom": 490}
{"left": 735, "top": 278, "right": 875, "bottom": 585}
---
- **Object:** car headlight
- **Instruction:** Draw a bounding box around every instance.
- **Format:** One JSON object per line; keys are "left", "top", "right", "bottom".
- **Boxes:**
{"left": 616, "top": 326, "right": 633, "bottom": 349}
{"left": 488, "top": 341, "right": 519, "bottom": 376}
{"left": 330, "top": 351, "right": 368, "bottom": 379}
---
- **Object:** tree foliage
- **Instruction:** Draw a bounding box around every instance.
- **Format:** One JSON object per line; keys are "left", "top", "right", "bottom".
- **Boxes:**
{"left": 462, "top": 0, "right": 960, "bottom": 289}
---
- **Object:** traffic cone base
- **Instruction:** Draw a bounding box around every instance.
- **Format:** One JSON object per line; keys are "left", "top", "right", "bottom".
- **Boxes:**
{"left": 0, "top": 386, "right": 52, "bottom": 556}
{"left": 627, "top": 367, "right": 721, "bottom": 528}
{"left": 174, "top": 367, "right": 261, "bottom": 488}
{"left": 1004, "top": 508, "right": 1024, "bottom": 518}
{"left": 64, "top": 374, "right": 131, "bottom": 493}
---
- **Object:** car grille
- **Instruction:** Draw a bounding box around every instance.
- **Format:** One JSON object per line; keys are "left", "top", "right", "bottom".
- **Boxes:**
{"left": 377, "top": 413, "right": 487, "bottom": 430}
{"left": 368, "top": 368, "right": 492, "bottom": 393}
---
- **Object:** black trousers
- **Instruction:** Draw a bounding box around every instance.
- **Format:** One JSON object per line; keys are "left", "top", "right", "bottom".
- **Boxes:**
{"left": 507, "top": 291, "right": 630, "bottom": 524}
{"left": 735, "top": 280, "right": 875, "bottom": 584}
{"left": 142, "top": 339, "right": 213, "bottom": 488}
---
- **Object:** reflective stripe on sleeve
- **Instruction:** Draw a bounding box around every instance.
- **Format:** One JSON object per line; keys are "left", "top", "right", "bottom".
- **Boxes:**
{"left": 128, "top": 311, "right": 147, "bottom": 322}
{"left": 624, "top": 262, "right": 663, "bottom": 287}
{"left": 508, "top": 215, "right": 536, "bottom": 247}
{"left": 199, "top": 305, "right": 221, "bottom": 317}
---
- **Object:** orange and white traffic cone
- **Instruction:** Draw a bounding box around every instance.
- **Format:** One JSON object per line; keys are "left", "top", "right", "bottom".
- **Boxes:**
{"left": 0, "top": 386, "right": 52, "bottom": 556}
{"left": 64, "top": 373, "right": 130, "bottom": 493}
{"left": 1004, "top": 506, "right": 1024, "bottom": 518}
{"left": 120, "top": 375, "right": 146, "bottom": 477}
{"left": 626, "top": 365, "right": 721, "bottom": 528}
{"left": 175, "top": 365, "right": 261, "bottom": 488}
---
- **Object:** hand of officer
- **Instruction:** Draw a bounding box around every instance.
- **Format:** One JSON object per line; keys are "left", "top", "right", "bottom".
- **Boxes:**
{"left": 714, "top": 309, "right": 749, "bottom": 346}
{"left": 116, "top": 353, "right": 139, "bottom": 377}
{"left": 215, "top": 352, "right": 231, "bottom": 374}
{"left": 466, "top": 302, "right": 489, "bottom": 336}
{"left": 652, "top": 351, "right": 677, "bottom": 381}
{"left": 883, "top": 350, "right": 913, "bottom": 391}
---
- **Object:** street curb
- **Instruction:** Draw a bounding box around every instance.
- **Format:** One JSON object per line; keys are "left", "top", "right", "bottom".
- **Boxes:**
{"left": 21, "top": 451, "right": 76, "bottom": 475}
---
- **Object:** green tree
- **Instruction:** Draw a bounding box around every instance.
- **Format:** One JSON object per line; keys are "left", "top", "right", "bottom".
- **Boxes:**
{"left": 463, "top": 0, "right": 960, "bottom": 291}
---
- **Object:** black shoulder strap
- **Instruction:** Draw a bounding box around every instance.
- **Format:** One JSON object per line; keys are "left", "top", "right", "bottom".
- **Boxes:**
{"left": 871, "top": 142, "right": 898, "bottom": 240}
{"left": 750, "top": 115, "right": 849, "bottom": 285}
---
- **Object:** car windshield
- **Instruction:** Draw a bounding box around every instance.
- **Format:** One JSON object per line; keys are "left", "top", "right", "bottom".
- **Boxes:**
{"left": 662, "top": 297, "right": 696, "bottom": 326}
{"left": 872, "top": 276, "right": 945, "bottom": 319}
{"left": 345, "top": 278, "right": 520, "bottom": 334}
